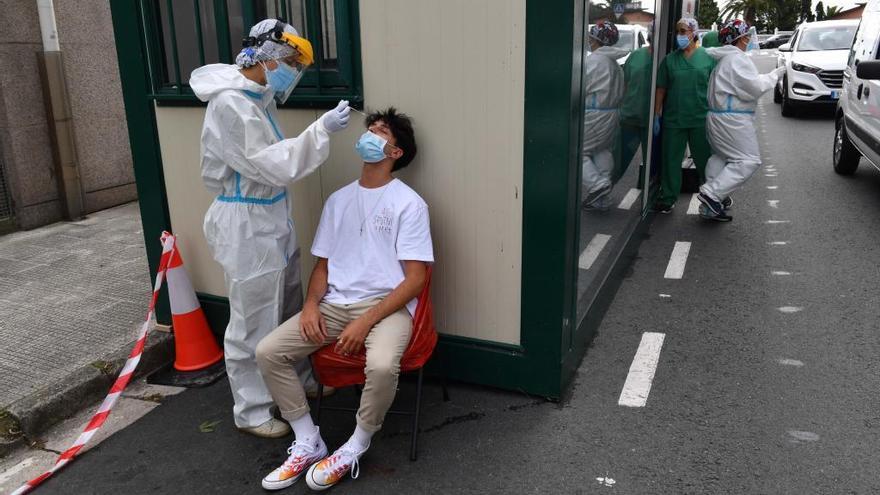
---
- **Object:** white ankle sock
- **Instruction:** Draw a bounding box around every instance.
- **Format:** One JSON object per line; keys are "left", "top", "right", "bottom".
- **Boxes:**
{"left": 289, "top": 415, "right": 317, "bottom": 443}
{"left": 351, "top": 425, "right": 373, "bottom": 451}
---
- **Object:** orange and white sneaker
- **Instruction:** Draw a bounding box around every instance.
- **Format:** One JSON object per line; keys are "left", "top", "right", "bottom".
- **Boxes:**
{"left": 305, "top": 439, "right": 368, "bottom": 490}
{"left": 261, "top": 430, "right": 328, "bottom": 491}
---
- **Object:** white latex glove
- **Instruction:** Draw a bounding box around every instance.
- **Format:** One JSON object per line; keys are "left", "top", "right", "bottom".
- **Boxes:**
{"left": 320, "top": 100, "right": 350, "bottom": 133}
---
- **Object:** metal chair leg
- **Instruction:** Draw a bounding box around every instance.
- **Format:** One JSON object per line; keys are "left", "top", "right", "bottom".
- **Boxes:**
{"left": 315, "top": 383, "right": 323, "bottom": 425}
{"left": 410, "top": 368, "right": 424, "bottom": 461}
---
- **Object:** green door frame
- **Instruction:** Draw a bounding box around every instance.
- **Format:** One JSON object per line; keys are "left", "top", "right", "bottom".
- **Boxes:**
{"left": 110, "top": 0, "right": 613, "bottom": 399}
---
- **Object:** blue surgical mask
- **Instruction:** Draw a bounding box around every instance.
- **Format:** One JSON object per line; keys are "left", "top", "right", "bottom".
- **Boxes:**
{"left": 263, "top": 61, "right": 301, "bottom": 104}
{"left": 676, "top": 35, "right": 690, "bottom": 49}
{"left": 355, "top": 131, "right": 388, "bottom": 163}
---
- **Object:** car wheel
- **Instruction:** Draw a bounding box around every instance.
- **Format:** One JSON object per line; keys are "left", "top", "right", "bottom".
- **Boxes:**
{"left": 773, "top": 82, "right": 782, "bottom": 104}
{"left": 781, "top": 79, "right": 797, "bottom": 117}
{"left": 833, "top": 116, "right": 860, "bottom": 175}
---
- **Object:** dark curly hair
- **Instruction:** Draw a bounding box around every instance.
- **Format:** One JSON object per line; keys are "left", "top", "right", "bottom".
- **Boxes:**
{"left": 365, "top": 107, "right": 417, "bottom": 172}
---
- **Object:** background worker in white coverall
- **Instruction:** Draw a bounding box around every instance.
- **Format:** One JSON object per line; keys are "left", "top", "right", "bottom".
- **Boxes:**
{"left": 698, "top": 19, "right": 784, "bottom": 222}
{"left": 582, "top": 20, "right": 628, "bottom": 211}
{"left": 190, "top": 18, "right": 351, "bottom": 437}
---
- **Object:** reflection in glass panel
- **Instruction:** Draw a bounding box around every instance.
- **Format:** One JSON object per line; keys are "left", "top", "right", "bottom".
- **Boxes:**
{"left": 158, "top": 0, "right": 220, "bottom": 87}
{"left": 577, "top": 1, "right": 656, "bottom": 321}
{"left": 321, "top": 0, "right": 338, "bottom": 67}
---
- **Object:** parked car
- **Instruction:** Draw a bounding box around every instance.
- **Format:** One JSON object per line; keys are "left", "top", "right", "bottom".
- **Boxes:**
{"left": 774, "top": 20, "right": 859, "bottom": 116}
{"left": 833, "top": 0, "right": 880, "bottom": 175}
{"left": 590, "top": 24, "right": 650, "bottom": 65}
{"left": 760, "top": 33, "right": 792, "bottom": 49}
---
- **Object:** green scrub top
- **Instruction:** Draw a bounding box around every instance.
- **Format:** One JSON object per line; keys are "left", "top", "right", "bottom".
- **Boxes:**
{"left": 701, "top": 31, "right": 721, "bottom": 48}
{"left": 657, "top": 47, "right": 715, "bottom": 129}
{"left": 620, "top": 47, "right": 653, "bottom": 127}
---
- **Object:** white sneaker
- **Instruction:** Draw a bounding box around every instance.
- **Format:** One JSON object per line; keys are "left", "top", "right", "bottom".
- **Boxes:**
{"left": 305, "top": 438, "right": 369, "bottom": 490}
{"left": 261, "top": 430, "right": 328, "bottom": 491}
{"left": 237, "top": 418, "right": 291, "bottom": 439}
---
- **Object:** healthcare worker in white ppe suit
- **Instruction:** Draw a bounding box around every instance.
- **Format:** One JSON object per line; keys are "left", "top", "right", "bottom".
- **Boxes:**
{"left": 698, "top": 19, "right": 784, "bottom": 222}
{"left": 582, "top": 20, "right": 628, "bottom": 211}
{"left": 190, "top": 18, "right": 351, "bottom": 437}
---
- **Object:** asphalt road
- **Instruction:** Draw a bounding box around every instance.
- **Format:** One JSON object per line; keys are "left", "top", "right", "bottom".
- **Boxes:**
{"left": 30, "top": 55, "right": 880, "bottom": 494}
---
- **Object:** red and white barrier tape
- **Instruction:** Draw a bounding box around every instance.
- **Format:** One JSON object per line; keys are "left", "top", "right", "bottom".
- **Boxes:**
{"left": 11, "top": 233, "right": 177, "bottom": 495}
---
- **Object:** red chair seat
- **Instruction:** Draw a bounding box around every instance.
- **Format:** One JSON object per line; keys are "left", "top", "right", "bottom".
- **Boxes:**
{"left": 312, "top": 267, "right": 436, "bottom": 388}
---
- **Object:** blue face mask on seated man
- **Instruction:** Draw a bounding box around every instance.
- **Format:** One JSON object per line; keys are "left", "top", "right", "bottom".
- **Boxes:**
{"left": 355, "top": 131, "right": 389, "bottom": 163}
{"left": 676, "top": 34, "right": 690, "bottom": 49}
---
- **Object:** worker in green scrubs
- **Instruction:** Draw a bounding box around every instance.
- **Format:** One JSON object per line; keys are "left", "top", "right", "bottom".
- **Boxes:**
{"left": 616, "top": 36, "right": 654, "bottom": 187}
{"left": 700, "top": 30, "right": 721, "bottom": 48}
{"left": 653, "top": 18, "right": 716, "bottom": 212}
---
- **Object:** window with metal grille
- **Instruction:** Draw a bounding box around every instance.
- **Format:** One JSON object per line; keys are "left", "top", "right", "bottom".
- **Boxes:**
{"left": 141, "top": 0, "right": 362, "bottom": 108}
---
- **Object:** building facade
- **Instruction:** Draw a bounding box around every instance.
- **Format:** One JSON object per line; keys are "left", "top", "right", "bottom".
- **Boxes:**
{"left": 0, "top": 0, "right": 136, "bottom": 232}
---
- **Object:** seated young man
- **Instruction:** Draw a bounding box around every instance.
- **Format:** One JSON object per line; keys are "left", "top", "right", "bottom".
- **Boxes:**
{"left": 255, "top": 107, "right": 433, "bottom": 491}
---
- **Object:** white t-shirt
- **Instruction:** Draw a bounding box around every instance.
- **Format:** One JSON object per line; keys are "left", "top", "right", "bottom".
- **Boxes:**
{"left": 311, "top": 178, "right": 434, "bottom": 315}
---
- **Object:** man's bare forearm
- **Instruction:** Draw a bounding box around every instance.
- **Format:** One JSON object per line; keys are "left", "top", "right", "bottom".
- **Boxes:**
{"left": 305, "top": 258, "right": 329, "bottom": 307}
{"left": 360, "top": 261, "right": 427, "bottom": 328}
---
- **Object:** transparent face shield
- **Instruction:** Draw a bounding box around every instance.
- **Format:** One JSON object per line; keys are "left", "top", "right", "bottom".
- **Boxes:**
{"left": 746, "top": 26, "right": 759, "bottom": 54}
{"left": 270, "top": 32, "right": 313, "bottom": 102}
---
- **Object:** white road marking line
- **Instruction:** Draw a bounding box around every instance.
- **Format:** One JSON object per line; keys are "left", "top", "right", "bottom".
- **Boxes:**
{"left": 768, "top": 200, "right": 780, "bottom": 208}
{"left": 596, "top": 476, "right": 617, "bottom": 487}
{"left": 771, "top": 271, "right": 792, "bottom": 275}
{"left": 0, "top": 457, "right": 37, "bottom": 485}
{"left": 659, "top": 293, "right": 672, "bottom": 298}
{"left": 778, "top": 306, "right": 803, "bottom": 313}
{"left": 766, "top": 220, "right": 790, "bottom": 224}
{"left": 618, "top": 332, "right": 666, "bottom": 407}
{"left": 686, "top": 194, "right": 701, "bottom": 215}
{"left": 778, "top": 358, "right": 804, "bottom": 366}
{"left": 579, "top": 234, "right": 611, "bottom": 270}
{"left": 664, "top": 241, "right": 691, "bottom": 279}
{"left": 767, "top": 186, "right": 778, "bottom": 190}
{"left": 787, "top": 430, "right": 820, "bottom": 443}
{"left": 765, "top": 173, "right": 778, "bottom": 177}
{"left": 617, "top": 188, "right": 640, "bottom": 210}
{"left": 768, "top": 241, "right": 788, "bottom": 245}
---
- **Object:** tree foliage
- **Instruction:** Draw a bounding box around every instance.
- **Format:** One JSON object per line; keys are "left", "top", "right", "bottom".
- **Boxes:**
{"left": 816, "top": 1, "right": 826, "bottom": 20}
{"left": 697, "top": 0, "right": 721, "bottom": 29}
{"left": 800, "top": 0, "right": 815, "bottom": 22}
{"left": 825, "top": 5, "right": 842, "bottom": 18}
{"left": 722, "top": 0, "right": 802, "bottom": 32}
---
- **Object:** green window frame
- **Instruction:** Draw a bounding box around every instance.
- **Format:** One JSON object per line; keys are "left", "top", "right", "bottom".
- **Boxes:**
{"left": 140, "top": 0, "right": 362, "bottom": 108}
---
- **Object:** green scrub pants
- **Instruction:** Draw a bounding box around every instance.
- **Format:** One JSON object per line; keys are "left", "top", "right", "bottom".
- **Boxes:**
{"left": 658, "top": 126, "right": 711, "bottom": 207}
{"left": 616, "top": 124, "right": 648, "bottom": 187}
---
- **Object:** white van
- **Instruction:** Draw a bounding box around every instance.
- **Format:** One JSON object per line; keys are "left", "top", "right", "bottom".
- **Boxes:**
{"left": 834, "top": 0, "right": 880, "bottom": 174}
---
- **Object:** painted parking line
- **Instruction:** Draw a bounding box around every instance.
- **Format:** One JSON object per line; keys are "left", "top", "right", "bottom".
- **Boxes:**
{"left": 768, "top": 241, "right": 788, "bottom": 245}
{"left": 768, "top": 200, "right": 780, "bottom": 208}
{"left": 767, "top": 185, "right": 778, "bottom": 190}
{"left": 766, "top": 220, "right": 790, "bottom": 224}
{"left": 579, "top": 234, "right": 611, "bottom": 270}
{"left": 664, "top": 241, "right": 691, "bottom": 279}
{"left": 686, "top": 194, "right": 700, "bottom": 215}
{"left": 778, "top": 306, "right": 804, "bottom": 313}
{"left": 618, "top": 332, "right": 666, "bottom": 407}
{"left": 617, "top": 188, "right": 641, "bottom": 210}
{"left": 771, "top": 271, "right": 792, "bottom": 276}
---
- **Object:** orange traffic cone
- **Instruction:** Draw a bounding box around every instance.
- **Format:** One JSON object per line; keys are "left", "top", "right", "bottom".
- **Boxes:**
{"left": 165, "top": 236, "right": 224, "bottom": 371}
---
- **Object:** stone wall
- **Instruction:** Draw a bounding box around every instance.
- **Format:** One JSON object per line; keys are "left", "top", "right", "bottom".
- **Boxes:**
{"left": 0, "top": 0, "right": 136, "bottom": 230}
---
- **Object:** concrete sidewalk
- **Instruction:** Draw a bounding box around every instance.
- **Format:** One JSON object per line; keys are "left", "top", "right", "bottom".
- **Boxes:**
{"left": 0, "top": 202, "right": 171, "bottom": 454}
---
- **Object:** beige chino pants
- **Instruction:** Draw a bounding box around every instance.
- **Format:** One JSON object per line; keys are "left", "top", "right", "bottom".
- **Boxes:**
{"left": 256, "top": 298, "right": 412, "bottom": 433}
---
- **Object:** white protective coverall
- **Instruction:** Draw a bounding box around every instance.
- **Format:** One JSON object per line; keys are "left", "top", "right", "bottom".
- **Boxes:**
{"left": 582, "top": 46, "right": 628, "bottom": 197}
{"left": 191, "top": 64, "right": 329, "bottom": 428}
{"left": 700, "top": 46, "right": 782, "bottom": 202}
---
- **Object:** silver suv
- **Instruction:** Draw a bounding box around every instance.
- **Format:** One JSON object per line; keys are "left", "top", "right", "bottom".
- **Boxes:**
{"left": 834, "top": 0, "right": 880, "bottom": 174}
